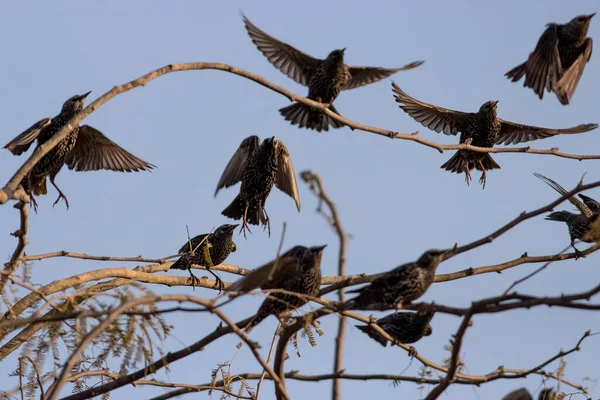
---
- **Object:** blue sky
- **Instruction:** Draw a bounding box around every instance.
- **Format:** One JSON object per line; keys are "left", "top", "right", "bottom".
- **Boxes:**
{"left": 1, "top": 1, "right": 599, "bottom": 399}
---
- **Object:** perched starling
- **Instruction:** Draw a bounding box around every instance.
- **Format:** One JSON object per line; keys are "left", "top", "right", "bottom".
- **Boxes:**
{"left": 506, "top": 14, "right": 595, "bottom": 105}
{"left": 355, "top": 311, "right": 434, "bottom": 347}
{"left": 171, "top": 223, "right": 238, "bottom": 290}
{"left": 534, "top": 172, "right": 600, "bottom": 258}
{"left": 3, "top": 92, "right": 154, "bottom": 211}
{"left": 242, "top": 245, "right": 326, "bottom": 332}
{"left": 392, "top": 82, "right": 598, "bottom": 188}
{"left": 346, "top": 249, "right": 446, "bottom": 310}
{"left": 243, "top": 14, "right": 423, "bottom": 132}
{"left": 215, "top": 136, "right": 300, "bottom": 237}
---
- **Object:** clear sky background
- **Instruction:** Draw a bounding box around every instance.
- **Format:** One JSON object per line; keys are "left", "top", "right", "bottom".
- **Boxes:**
{"left": 1, "top": 1, "right": 599, "bottom": 399}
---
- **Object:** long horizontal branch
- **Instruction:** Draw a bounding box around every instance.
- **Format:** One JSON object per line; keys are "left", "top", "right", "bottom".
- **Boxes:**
{"left": 2, "top": 63, "right": 598, "bottom": 205}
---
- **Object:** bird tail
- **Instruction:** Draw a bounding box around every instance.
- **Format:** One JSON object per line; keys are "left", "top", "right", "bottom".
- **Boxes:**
{"left": 28, "top": 178, "right": 47, "bottom": 196}
{"left": 279, "top": 102, "right": 345, "bottom": 132}
{"left": 170, "top": 256, "right": 188, "bottom": 270}
{"left": 440, "top": 151, "right": 500, "bottom": 173}
{"left": 355, "top": 325, "right": 388, "bottom": 347}
{"left": 505, "top": 61, "right": 527, "bottom": 83}
{"left": 222, "top": 194, "right": 265, "bottom": 226}
{"left": 545, "top": 211, "right": 572, "bottom": 223}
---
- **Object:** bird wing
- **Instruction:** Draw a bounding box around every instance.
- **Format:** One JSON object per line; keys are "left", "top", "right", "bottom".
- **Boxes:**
{"left": 226, "top": 250, "right": 302, "bottom": 294}
{"left": 578, "top": 193, "right": 600, "bottom": 214}
{"left": 177, "top": 233, "right": 209, "bottom": 254}
{"left": 274, "top": 141, "right": 300, "bottom": 211}
{"left": 65, "top": 125, "right": 155, "bottom": 172}
{"left": 344, "top": 61, "right": 424, "bottom": 90}
{"left": 495, "top": 120, "right": 597, "bottom": 145}
{"left": 3, "top": 118, "right": 52, "bottom": 155}
{"left": 214, "top": 135, "right": 260, "bottom": 197}
{"left": 501, "top": 388, "right": 533, "bottom": 400}
{"left": 533, "top": 172, "right": 592, "bottom": 216}
{"left": 243, "top": 15, "right": 320, "bottom": 86}
{"left": 554, "top": 38, "right": 593, "bottom": 105}
{"left": 522, "top": 24, "right": 562, "bottom": 100}
{"left": 391, "top": 81, "right": 471, "bottom": 136}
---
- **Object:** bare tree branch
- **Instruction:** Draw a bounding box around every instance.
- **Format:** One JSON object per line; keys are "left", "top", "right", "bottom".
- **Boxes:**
{"left": 0, "top": 201, "right": 29, "bottom": 293}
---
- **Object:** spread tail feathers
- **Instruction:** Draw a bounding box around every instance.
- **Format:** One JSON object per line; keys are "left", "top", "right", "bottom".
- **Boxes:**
{"left": 27, "top": 178, "right": 47, "bottom": 196}
{"left": 279, "top": 102, "right": 345, "bottom": 132}
{"left": 222, "top": 194, "right": 266, "bottom": 226}
{"left": 441, "top": 151, "right": 501, "bottom": 174}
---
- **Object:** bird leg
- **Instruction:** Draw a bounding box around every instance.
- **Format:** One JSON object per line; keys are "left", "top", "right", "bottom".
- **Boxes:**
{"left": 186, "top": 268, "right": 203, "bottom": 289}
{"left": 463, "top": 163, "right": 472, "bottom": 186}
{"left": 478, "top": 160, "right": 487, "bottom": 189}
{"left": 29, "top": 195, "right": 39, "bottom": 214}
{"left": 262, "top": 208, "right": 271, "bottom": 237}
{"left": 572, "top": 240, "right": 585, "bottom": 259}
{"left": 240, "top": 201, "right": 252, "bottom": 239}
{"left": 205, "top": 267, "right": 225, "bottom": 293}
{"left": 50, "top": 177, "right": 70, "bottom": 209}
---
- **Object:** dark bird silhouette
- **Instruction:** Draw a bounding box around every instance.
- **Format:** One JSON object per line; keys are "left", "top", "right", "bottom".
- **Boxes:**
{"left": 243, "top": 14, "right": 423, "bottom": 132}
{"left": 534, "top": 172, "right": 600, "bottom": 259}
{"left": 242, "top": 245, "right": 326, "bottom": 332}
{"left": 3, "top": 92, "right": 154, "bottom": 211}
{"left": 215, "top": 136, "right": 300, "bottom": 237}
{"left": 346, "top": 249, "right": 446, "bottom": 310}
{"left": 355, "top": 311, "right": 434, "bottom": 347}
{"left": 502, "top": 387, "right": 557, "bottom": 400}
{"left": 506, "top": 13, "right": 595, "bottom": 105}
{"left": 392, "top": 82, "right": 598, "bottom": 188}
{"left": 171, "top": 224, "right": 238, "bottom": 290}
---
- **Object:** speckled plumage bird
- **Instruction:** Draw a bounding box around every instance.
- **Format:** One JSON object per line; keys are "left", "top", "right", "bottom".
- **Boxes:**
{"left": 506, "top": 14, "right": 595, "bottom": 105}
{"left": 242, "top": 245, "right": 326, "bottom": 332}
{"left": 535, "top": 172, "right": 600, "bottom": 259}
{"left": 392, "top": 82, "right": 598, "bottom": 188}
{"left": 171, "top": 224, "right": 238, "bottom": 289}
{"left": 243, "top": 14, "right": 423, "bottom": 132}
{"left": 3, "top": 92, "right": 154, "bottom": 211}
{"left": 346, "top": 249, "right": 446, "bottom": 310}
{"left": 215, "top": 136, "right": 300, "bottom": 237}
{"left": 355, "top": 311, "right": 434, "bottom": 347}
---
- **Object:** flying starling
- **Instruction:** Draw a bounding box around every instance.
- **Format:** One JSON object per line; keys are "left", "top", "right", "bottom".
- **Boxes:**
{"left": 355, "top": 310, "right": 434, "bottom": 347}
{"left": 534, "top": 172, "right": 600, "bottom": 259}
{"left": 392, "top": 82, "right": 598, "bottom": 188}
{"left": 346, "top": 249, "right": 446, "bottom": 310}
{"left": 215, "top": 136, "right": 300, "bottom": 237}
{"left": 243, "top": 14, "right": 423, "bottom": 132}
{"left": 170, "top": 223, "right": 238, "bottom": 290}
{"left": 242, "top": 245, "right": 326, "bottom": 332}
{"left": 3, "top": 92, "right": 154, "bottom": 211}
{"left": 506, "top": 14, "right": 595, "bottom": 105}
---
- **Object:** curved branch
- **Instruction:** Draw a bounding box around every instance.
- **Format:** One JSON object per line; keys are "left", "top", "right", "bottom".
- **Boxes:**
{"left": 0, "top": 201, "right": 29, "bottom": 293}
{"left": 2, "top": 63, "right": 598, "bottom": 204}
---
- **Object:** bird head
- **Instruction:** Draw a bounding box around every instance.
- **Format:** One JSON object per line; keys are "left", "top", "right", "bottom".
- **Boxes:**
{"left": 568, "top": 13, "right": 595, "bottom": 35}
{"left": 214, "top": 223, "right": 239, "bottom": 237}
{"left": 302, "top": 244, "right": 327, "bottom": 268}
{"left": 479, "top": 100, "right": 498, "bottom": 114}
{"left": 416, "top": 249, "right": 447, "bottom": 268}
{"left": 62, "top": 91, "right": 92, "bottom": 114}
{"left": 326, "top": 48, "right": 346, "bottom": 63}
{"left": 423, "top": 324, "right": 433, "bottom": 337}
{"left": 263, "top": 136, "right": 277, "bottom": 149}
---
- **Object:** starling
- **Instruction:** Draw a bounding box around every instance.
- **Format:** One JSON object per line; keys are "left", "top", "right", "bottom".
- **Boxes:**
{"left": 242, "top": 245, "right": 326, "bottom": 332}
{"left": 391, "top": 82, "right": 598, "bottom": 188}
{"left": 3, "top": 92, "right": 154, "bottom": 211}
{"left": 346, "top": 249, "right": 446, "bottom": 310}
{"left": 355, "top": 310, "right": 434, "bottom": 347}
{"left": 501, "top": 388, "right": 557, "bottom": 400}
{"left": 534, "top": 172, "right": 600, "bottom": 258}
{"left": 170, "top": 223, "right": 238, "bottom": 290}
{"left": 243, "top": 14, "right": 423, "bottom": 132}
{"left": 215, "top": 136, "right": 300, "bottom": 237}
{"left": 506, "top": 14, "right": 595, "bottom": 105}
{"left": 578, "top": 192, "right": 600, "bottom": 214}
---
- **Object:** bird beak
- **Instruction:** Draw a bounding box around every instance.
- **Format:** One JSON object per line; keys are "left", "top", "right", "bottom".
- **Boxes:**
{"left": 341, "top": 48, "right": 346, "bottom": 53}
{"left": 78, "top": 91, "right": 92, "bottom": 100}
{"left": 228, "top": 224, "right": 239, "bottom": 231}
{"left": 491, "top": 100, "right": 499, "bottom": 107}
{"left": 314, "top": 245, "right": 327, "bottom": 252}
{"left": 271, "top": 136, "right": 275, "bottom": 141}
{"left": 587, "top": 13, "right": 596, "bottom": 20}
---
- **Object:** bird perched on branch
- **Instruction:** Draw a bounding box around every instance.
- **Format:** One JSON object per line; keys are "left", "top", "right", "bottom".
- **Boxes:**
{"left": 506, "top": 13, "right": 595, "bottom": 105}
{"left": 170, "top": 224, "right": 238, "bottom": 290}
{"left": 243, "top": 14, "right": 423, "bottom": 132}
{"left": 355, "top": 311, "right": 434, "bottom": 347}
{"left": 240, "top": 245, "right": 326, "bottom": 332}
{"left": 345, "top": 249, "right": 446, "bottom": 310}
{"left": 392, "top": 82, "right": 598, "bottom": 188}
{"left": 215, "top": 136, "right": 300, "bottom": 237}
{"left": 534, "top": 172, "right": 600, "bottom": 259}
{"left": 3, "top": 92, "right": 154, "bottom": 211}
